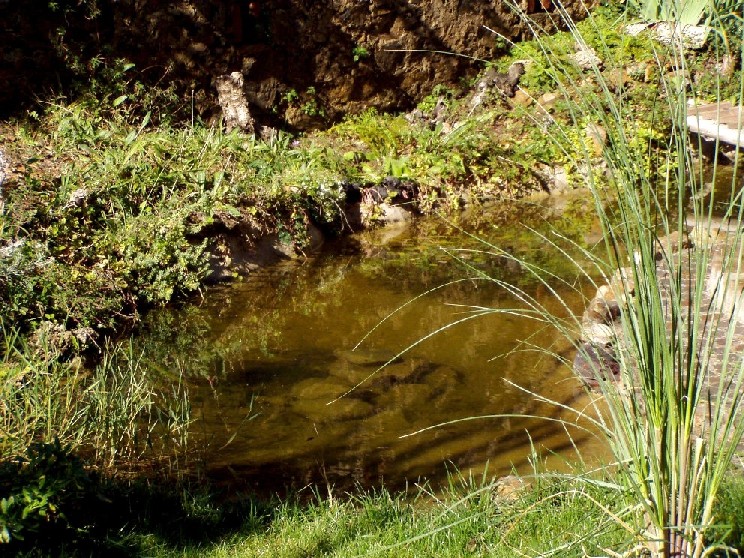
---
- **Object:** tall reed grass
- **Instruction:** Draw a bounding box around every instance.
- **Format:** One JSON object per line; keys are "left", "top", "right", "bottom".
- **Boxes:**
{"left": 488, "top": 2, "right": 744, "bottom": 555}
{"left": 0, "top": 326, "right": 191, "bottom": 470}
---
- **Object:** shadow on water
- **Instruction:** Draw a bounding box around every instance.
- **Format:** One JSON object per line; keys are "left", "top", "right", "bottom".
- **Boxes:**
{"left": 135, "top": 193, "right": 610, "bottom": 496}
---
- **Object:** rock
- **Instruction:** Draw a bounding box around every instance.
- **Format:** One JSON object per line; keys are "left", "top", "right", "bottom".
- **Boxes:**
{"left": 493, "top": 475, "right": 529, "bottom": 501}
{"left": 361, "top": 202, "right": 412, "bottom": 225}
{"left": 654, "top": 22, "right": 709, "bottom": 49}
{"left": 214, "top": 71, "right": 256, "bottom": 134}
{"left": 497, "top": 63, "right": 526, "bottom": 98}
{"left": 409, "top": 97, "right": 449, "bottom": 129}
{"left": 65, "top": 188, "right": 89, "bottom": 209}
{"left": 573, "top": 342, "right": 621, "bottom": 387}
{"left": 570, "top": 44, "right": 602, "bottom": 71}
{"left": 380, "top": 203, "right": 412, "bottom": 223}
{"left": 626, "top": 23, "right": 650, "bottom": 37}
{"left": 470, "top": 62, "right": 525, "bottom": 111}
{"left": 551, "top": 166, "right": 570, "bottom": 193}
{"left": 574, "top": 265, "right": 638, "bottom": 388}
{"left": 585, "top": 284, "right": 622, "bottom": 324}
{"left": 604, "top": 68, "right": 629, "bottom": 91}
{"left": 538, "top": 92, "right": 560, "bottom": 111}
{"left": 584, "top": 123, "right": 607, "bottom": 154}
{"left": 0, "top": 238, "right": 25, "bottom": 259}
{"left": 510, "top": 89, "right": 533, "bottom": 107}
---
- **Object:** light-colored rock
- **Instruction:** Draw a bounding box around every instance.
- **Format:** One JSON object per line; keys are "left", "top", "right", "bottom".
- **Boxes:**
{"left": 570, "top": 44, "right": 602, "bottom": 71}
{"left": 215, "top": 71, "right": 256, "bottom": 134}
{"left": 654, "top": 22, "right": 710, "bottom": 49}
{"left": 380, "top": 203, "right": 412, "bottom": 223}
{"left": 551, "top": 166, "right": 570, "bottom": 193}
{"left": 493, "top": 475, "right": 529, "bottom": 501}
{"left": 510, "top": 89, "right": 532, "bottom": 107}
{"left": 538, "top": 92, "right": 561, "bottom": 111}
{"left": 584, "top": 123, "right": 607, "bottom": 154}
{"left": 625, "top": 21, "right": 709, "bottom": 49}
{"left": 65, "top": 188, "right": 89, "bottom": 209}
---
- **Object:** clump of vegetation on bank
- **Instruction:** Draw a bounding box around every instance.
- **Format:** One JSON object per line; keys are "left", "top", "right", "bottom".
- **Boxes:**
{"left": 1, "top": 2, "right": 711, "bottom": 349}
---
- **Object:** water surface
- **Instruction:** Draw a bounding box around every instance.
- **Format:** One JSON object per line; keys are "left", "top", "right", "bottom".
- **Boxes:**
{"left": 138, "top": 194, "right": 608, "bottom": 494}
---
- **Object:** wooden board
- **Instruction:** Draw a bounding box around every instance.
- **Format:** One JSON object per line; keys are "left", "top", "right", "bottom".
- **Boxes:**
{"left": 687, "top": 101, "right": 744, "bottom": 148}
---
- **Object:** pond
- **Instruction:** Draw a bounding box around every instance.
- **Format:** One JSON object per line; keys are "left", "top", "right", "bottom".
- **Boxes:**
{"left": 136, "top": 193, "right": 609, "bottom": 495}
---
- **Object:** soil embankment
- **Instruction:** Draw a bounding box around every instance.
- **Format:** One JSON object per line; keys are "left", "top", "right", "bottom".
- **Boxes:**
{"left": 0, "top": 0, "right": 588, "bottom": 126}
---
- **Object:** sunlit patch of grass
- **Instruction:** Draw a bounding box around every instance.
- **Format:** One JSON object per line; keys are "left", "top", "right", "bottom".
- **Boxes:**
{"left": 115, "top": 474, "right": 630, "bottom": 558}
{"left": 0, "top": 325, "right": 190, "bottom": 470}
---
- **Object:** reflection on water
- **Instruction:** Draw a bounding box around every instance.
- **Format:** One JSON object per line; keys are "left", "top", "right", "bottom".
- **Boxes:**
{"left": 137, "top": 194, "right": 609, "bottom": 494}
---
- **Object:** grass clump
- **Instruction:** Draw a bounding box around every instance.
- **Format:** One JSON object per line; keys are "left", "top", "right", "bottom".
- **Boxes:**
{"left": 0, "top": 327, "right": 190, "bottom": 469}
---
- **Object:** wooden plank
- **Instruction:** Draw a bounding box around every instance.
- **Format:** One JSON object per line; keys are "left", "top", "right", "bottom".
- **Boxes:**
{"left": 687, "top": 101, "right": 744, "bottom": 148}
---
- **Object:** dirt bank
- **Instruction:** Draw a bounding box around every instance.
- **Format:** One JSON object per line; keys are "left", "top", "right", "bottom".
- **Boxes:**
{"left": 0, "top": 0, "right": 589, "bottom": 127}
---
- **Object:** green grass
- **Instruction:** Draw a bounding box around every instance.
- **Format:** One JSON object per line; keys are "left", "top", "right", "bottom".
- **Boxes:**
{"left": 4, "top": 468, "right": 744, "bottom": 557}
{"left": 0, "top": 327, "right": 190, "bottom": 469}
{"left": 0, "top": 471, "right": 634, "bottom": 557}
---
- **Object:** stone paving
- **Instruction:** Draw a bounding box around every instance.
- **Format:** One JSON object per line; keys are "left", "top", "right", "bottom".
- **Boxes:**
{"left": 574, "top": 223, "right": 744, "bottom": 440}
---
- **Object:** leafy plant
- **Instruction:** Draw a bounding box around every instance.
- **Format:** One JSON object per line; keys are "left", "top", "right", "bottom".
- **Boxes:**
{"left": 0, "top": 440, "right": 90, "bottom": 544}
{"left": 352, "top": 45, "right": 370, "bottom": 63}
{"left": 301, "top": 87, "right": 325, "bottom": 117}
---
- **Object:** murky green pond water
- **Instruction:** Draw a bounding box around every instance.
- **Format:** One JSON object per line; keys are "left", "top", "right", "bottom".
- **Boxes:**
{"left": 137, "top": 194, "right": 609, "bottom": 494}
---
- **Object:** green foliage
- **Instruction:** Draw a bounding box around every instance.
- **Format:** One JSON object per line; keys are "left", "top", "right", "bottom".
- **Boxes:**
{"left": 281, "top": 88, "right": 299, "bottom": 105}
{"left": 712, "top": 475, "right": 744, "bottom": 551}
{"left": 417, "top": 84, "right": 456, "bottom": 113}
{"left": 300, "top": 86, "right": 325, "bottom": 117}
{"left": 352, "top": 45, "right": 370, "bottom": 63}
{"left": 0, "top": 330, "right": 191, "bottom": 469}
{"left": 0, "top": 440, "right": 90, "bottom": 544}
{"left": 280, "top": 87, "right": 326, "bottom": 117}
{"left": 97, "top": 207, "right": 208, "bottom": 304}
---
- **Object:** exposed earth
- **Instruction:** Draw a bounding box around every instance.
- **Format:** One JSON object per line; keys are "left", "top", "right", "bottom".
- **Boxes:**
{"left": 0, "top": 0, "right": 589, "bottom": 127}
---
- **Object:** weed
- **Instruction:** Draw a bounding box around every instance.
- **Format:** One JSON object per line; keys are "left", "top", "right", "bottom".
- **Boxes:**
{"left": 352, "top": 45, "right": 370, "bottom": 63}
{"left": 0, "top": 440, "right": 91, "bottom": 545}
{"left": 0, "top": 327, "right": 191, "bottom": 472}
